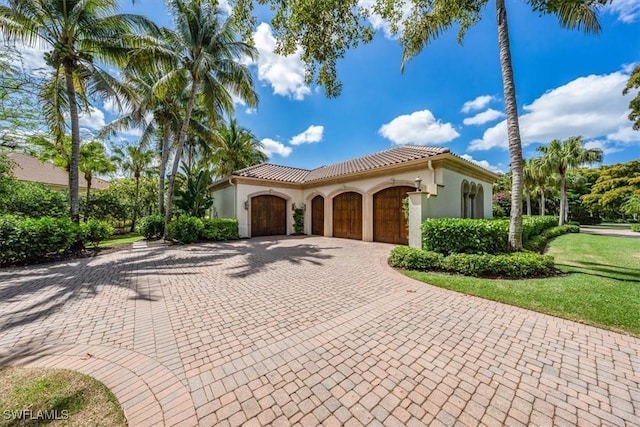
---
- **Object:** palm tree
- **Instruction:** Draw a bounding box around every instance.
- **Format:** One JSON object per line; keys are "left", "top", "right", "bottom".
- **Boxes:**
{"left": 399, "top": 0, "right": 604, "bottom": 249}
{"left": 527, "top": 156, "right": 552, "bottom": 215}
{"left": 537, "top": 136, "right": 603, "bottom": 225}
{"left": 522, "top": 158, "right": 536, "bottom": 216}
{"left": 112, "top": 145, "right": 156, "bottom": 231}
{"left": 210, "top": 119, "right": 267, "bottom": 177}
{"left": 100, "top": 67, "right": 187, "bottom": 216}
{"left": 131, "top": 0, "right": 258, "bottom": 233}
{"left": 79, "top": 140, "right": 115, "bottom": 220}
{"left": 0, "top": 0, "right": 155, "bottom": 222}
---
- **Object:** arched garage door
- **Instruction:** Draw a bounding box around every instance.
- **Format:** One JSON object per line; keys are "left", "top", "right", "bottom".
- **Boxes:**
{"left": 251, "top": 195, "right": 286, "bottom": 237}
{"left": 373, "top": 186, "right": 414, "bottom": 244}
{"left": 333, "top": 192, "right": 362, "bottom": 240}
{"left": 311, "top": 195, "right": 324, "bottom": 236}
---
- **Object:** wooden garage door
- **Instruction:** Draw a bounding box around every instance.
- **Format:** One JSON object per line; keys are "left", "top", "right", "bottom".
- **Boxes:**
{"left": 373, "top": 186, "right": 414, "bottom": 244}
{"left": 333, "top": 192, "right": 362, "bottom": 240}
{"left": 311, "top": 195, "right": 324, "bottom": 236}
{"left": 251, "top": 195, "right": 286, "bottom": 237}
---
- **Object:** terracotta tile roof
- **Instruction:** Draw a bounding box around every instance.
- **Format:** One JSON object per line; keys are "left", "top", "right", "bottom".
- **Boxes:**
{"left": 232, "top": 145, "right": 450, "bottom": 184}
{"left": 304, "top": 145, "right": 449, "bottom": 183}
{"left": 233, "top": 163, "right": 311, "bottom": 183}
{"left": 6, "top": 152, "right": 110, "bottom": 190}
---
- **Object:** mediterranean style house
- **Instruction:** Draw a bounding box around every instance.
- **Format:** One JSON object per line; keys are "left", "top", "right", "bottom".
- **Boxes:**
{"left": 209, "top": 145, "right": 499, "bottom": 247}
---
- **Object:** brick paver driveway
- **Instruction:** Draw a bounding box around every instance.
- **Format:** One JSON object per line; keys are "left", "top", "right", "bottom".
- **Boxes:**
{"left": 1, "top": 236, "right": 639, "bottom": 426}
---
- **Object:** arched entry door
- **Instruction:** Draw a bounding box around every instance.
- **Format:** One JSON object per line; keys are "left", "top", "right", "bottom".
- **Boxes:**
{"left": 332, "top": 192, "right": 362, "bottom": 240}
{"left": 251, "top": 195, "right": 286, "bottom": 236}
{"left": 311, "top": 195, "right": 324, "bottom": 236}
{"left": 373, "top": 186, "right": 414, "bottom": 244}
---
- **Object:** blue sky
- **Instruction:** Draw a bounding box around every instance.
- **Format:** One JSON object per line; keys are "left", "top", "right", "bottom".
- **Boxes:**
{"left": 28, "top": 0, "right": 640, "bottom": 173}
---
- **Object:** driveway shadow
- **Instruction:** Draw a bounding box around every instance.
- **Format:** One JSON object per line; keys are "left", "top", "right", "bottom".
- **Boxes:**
{"left": 0, "top": 237, "right": 340, "bottom": 334}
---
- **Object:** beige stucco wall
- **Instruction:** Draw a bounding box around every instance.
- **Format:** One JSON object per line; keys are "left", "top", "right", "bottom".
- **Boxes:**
{"left": 212, "top": 161, "right": 495, "bottom": 240}
{"left": 211, "top": 183, "right": 236, "bottom": 219}
{"left": 300, "top": 168, "right": 435, "bottom": 241}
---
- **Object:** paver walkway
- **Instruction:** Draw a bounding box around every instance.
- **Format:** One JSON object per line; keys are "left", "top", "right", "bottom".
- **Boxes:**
{"left": 1, "top": 236, "right": 639, "bottom": 426}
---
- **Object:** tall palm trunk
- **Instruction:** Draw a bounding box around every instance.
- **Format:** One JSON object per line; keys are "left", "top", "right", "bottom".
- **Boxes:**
{"left": 158, "top": 124, "right": 171, "bottom": 215}
{"left": 559, "top": 175, "right": 566, "bottom": 226}
{"left": 496, "top": 0, "right": 524, "bottom": 251}
{"left": 132, "top": 172, "right": 140, "bottom": 232}
{"left": 165, "top": 80, "right": 199, "bottom": 234}
{"left": 526, "top": 189, "right": 531, "bottom": 216}
{"left": 64, "top": 65, "right": 81, "bottom": 223}
{"left": 540, "top": 186, "right": 546, "bottom": 215}
{"left": 85, "top": 174, "right": 92, "bottom": 222}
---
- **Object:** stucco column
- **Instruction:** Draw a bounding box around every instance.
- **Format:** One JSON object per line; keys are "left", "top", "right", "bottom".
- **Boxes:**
{"left": 363, "top": 193, "right": 373, "bottom": 242}
{"left": 408, "top": 191, "right": 424, "bottom": 249}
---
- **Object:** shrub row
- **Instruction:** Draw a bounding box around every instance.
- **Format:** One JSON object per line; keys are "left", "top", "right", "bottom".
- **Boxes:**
{"left": 0, "top": 215, "right": 112, "bottom": 265}
{"left": 137, "top": 215, "right": 165, "bottom": 239}
{"left": 631, "top": 224, "right": 640, "bottom": 233}
{"left": 524, "top": 224, "right": 580, "bottom": 252}
{"left": 390, "top": 246, "right": 555, "bottom": 278}
{"left": 421, "top": 216, "right": 559, "bottom": 255}
{"left": 138, "top": 215, "right": 240, "bottom": 244}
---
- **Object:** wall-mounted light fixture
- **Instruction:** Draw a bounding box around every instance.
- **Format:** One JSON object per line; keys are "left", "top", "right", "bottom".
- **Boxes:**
{"left": 415, "top": 177, "right": 422, "bottom": 192}
{"left": 292, "top": 203, "right": 307, "bottom": 211}
{"left": 244, "top": 200, "right": 249, "bottom": 210}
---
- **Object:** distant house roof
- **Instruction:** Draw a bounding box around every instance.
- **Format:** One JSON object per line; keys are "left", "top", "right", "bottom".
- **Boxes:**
{"left": 233, "top": 145, "right": 452, "bottom": 184}
{"left": 6, "top": 152, "right": 110, "bottom": 190}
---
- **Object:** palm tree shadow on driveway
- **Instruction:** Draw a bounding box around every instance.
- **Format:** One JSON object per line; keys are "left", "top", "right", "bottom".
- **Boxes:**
{"left": 0, "top": 238, "right": 340, "bottom": 336}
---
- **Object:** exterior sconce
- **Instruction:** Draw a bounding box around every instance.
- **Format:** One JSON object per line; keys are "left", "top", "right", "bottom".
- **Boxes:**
{"left": 292, "top": 203, "right": 306, "bottom": 211}
{"left": 414, "top": 177, "right": 422, "bottom": 192}
{"left": 244, "top": 200, "right": 249, "bottom": 210}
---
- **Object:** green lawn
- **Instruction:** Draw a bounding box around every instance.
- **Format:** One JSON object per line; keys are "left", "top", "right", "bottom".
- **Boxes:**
{"left": 404, "top": 233, "right": 640, "bottom": 336}
{"left": 0, "top": 368, "right": 126, "bottom": 427}
{"left": 98, "top": 233, "right": 144, "bottom": 248}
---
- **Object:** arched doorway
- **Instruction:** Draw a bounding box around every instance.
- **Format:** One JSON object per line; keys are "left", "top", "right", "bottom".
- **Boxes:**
{"left": 251, "top": 195, "right": 286, "bottom": 236}
{"left": 373, "top": 186, "right": 414, "bottom": 244}
{"left": 311, "top": 195, "right": 324, "bottom": 236}
{"left": 332, "top": 192, "right": 362, "bottom": 240}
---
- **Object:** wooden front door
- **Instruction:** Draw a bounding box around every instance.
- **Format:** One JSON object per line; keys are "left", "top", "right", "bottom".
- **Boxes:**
{"left": 311, "top": 195, "right": 324, "bottom": 236}
{"left": 332, "top": 192, "right": 362, "bottom": 240}
{"left": 251, "top": 195, "right": 286, "bottom": 236}
{"left": 373, "top": 186, "right": 414, "bottom": 244}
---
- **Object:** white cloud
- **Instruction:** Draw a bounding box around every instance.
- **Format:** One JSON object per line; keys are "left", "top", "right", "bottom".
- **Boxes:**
{"left": 469, "top": 70, "right": 640, "bottom": 151}
{"left": 460, "top": 154, "right": 504, "bottom": 173}
{"left": 260, "top": 138, "right": 292, "bottom": 158}
{"left": 604, "top": 0, "right": 640, "bottom": 23}
{"left": 290, "top": 125, "right": 324, "bottom": 145}
{"left": 357, "top": 0, "right": 412, "bottom": 39}
{"left": 78, "top": 107, "right": 106, "bottom": 130}
{"left": 461, "top": 95, "right": 496, "bottom": 113}
{"left": 463, "top": 108, "right": 505, "bottom": 126}
{"left": 379, "top": 110, "right": 460, "bottom": 145}
{"left": 251, "top": 23, "right": 311, "bottom": 100}
{"left": 584, "top": 140, "right": 624, "bottom": 155}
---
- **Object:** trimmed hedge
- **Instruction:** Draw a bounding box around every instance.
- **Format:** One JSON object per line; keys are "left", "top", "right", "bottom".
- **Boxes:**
{"left": 166, "top": 216, "right": 203, "bottom": 244}
{"left": 389, "top": 246, "right": 444, "bottom": 270}
{"left": 0, "top": 215, "right": 78, "bottom": 265}
{"left": 421, "top": 218, "right": 508, "bottom": 255}
{"left": 389, "top": 246, "right": 555, "bottom": 278}
{"left": 421, "top": 216, "right": 559, "bottom": 255}
{"left": 632, "top": 224, "right": 640, "bottom": 233}
{"left": 80, "top": 219, "right": 114, "bottom": 248}
{"left": 201, "top": 218, "right": 239, "bottom": 241}
{"left": 137, "top": 215, "right": 165, "bottom": 239}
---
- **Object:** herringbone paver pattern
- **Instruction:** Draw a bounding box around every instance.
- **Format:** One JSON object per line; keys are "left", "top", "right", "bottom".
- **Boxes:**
{"left": 1, "top": 236, "right": 639, "bottom": 426}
